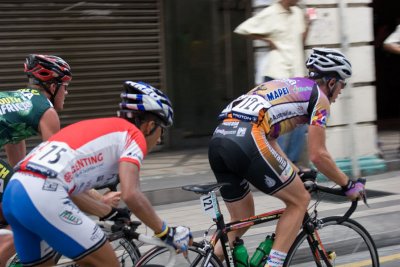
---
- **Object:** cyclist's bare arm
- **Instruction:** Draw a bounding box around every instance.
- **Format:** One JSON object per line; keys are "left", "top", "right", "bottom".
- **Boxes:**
{"left": 308, "top": 125, "right": 348, "bottom": 186}
{"left": 4, "top": 142, "right": 25, "bottom": 167}
{"left": 71, "top": 191, "right": 112, "bottom": 218}
{"left": 118, "top": 161, "right": 163, "bottom": 233}
{"left": 38, "top": 108, "right": 61, "bottom": 141}
{"left": 4, "top": 109, "right": 60, "bottom": 168}
{"left": 86, "top": 188, "right": 121, "bottom": 207}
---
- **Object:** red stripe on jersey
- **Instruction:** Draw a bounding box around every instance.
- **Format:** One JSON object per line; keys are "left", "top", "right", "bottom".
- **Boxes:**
{"left": 49, "top": 117, "right": 147, "bottom": 155}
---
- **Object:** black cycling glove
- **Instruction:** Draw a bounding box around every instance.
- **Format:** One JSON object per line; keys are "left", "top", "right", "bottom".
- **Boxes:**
{"left": 100, "top": 207, "right": 131, "bottom": 221}
{"left": 298, "top": 168, "right": 318, "bottom": 182}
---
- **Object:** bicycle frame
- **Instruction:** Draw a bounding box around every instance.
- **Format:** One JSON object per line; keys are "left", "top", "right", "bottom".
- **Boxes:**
{"left": 193, "top": 182, "right": 363, "bottom": 267}
{"left": 200, "top": 190, "right": 285, "bottom": 267}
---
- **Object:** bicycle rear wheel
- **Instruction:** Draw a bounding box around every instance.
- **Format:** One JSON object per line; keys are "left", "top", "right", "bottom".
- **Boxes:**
{"left": 136, "top": 241, "right": 223, "bottom": 267}
{"left": 285, "top": 216, "right": 380, "bottom": 267}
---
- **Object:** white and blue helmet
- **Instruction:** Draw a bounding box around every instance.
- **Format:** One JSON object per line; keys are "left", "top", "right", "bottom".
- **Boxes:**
{"left": 306, "top": 48, "right": 352, "bottom": 80}
{"left": 119, "top": 81, "right": 174, "bottom": 127}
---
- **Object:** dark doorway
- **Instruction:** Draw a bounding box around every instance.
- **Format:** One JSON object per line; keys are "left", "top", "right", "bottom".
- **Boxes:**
{"left": 373, "top": 0, "right": 400, "bottom": 130}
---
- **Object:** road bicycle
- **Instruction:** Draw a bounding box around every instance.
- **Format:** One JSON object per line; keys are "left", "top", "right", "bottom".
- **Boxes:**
{"left": 137, "top": 177, "right": 380, "bottom": 266}
{"left": 4, "top": 219, "right": 176, "bottom": 267}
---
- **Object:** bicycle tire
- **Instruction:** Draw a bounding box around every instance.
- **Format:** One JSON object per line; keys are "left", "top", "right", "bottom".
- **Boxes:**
{"left": 136, "top": 241, "right": 224, "bottom": 267}
{"left": 6, "top": 237, "right": 141, "bottom": 267}
{"left": 284, "top": 216, "right": 380, "bottom": 267}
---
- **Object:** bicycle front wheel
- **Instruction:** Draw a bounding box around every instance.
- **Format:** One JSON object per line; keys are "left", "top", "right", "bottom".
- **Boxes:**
{"left": 55, "top": 237, "right": 141, "bottom": 266}
{"left": 285, "top": 216, "right": 380, "bottom": 267}
{"left": 136, "top": 241, "right": 224, "bottom": 267}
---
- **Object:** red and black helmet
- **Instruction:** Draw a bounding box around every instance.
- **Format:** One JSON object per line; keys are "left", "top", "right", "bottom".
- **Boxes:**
{"left": 24, "top": 54, "right": 72, "bottom": 84}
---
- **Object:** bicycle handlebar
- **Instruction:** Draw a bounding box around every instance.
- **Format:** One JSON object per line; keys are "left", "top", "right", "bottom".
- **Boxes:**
{"left": 304, "top": 178, "right": 368, "bottom": 221}
{"left": 97, "top": 220, "right": 177, "bottom": 267}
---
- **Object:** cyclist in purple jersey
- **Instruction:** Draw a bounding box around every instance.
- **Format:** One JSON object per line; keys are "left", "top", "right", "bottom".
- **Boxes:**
{"left": 209, "top": 48, "right": 366, "bottom": 267}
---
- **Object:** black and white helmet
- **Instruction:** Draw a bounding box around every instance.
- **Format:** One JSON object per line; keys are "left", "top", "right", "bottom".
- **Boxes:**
{"left": 119, "top": 81, "right": 174, "bottom": 127}
{"left": 306, "top": 48, "right": 352, "bottom": 80}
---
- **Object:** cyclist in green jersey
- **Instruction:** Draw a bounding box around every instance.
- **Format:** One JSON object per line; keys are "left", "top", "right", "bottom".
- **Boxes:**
{"left": 0, "top": 55, "right": 124, "bottom": 267}
{"left": 0, "top": 54, "right": 72, "bottom": 267}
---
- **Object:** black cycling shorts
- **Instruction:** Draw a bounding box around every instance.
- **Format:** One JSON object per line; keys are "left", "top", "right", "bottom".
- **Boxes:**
{"left": 208, "top": 119, "right": 296, "bottom": 202}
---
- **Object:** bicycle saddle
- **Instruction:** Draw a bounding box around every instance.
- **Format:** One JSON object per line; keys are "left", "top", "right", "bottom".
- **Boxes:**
{"left": 182, "top": 182, "right": 230, "bottom": 194}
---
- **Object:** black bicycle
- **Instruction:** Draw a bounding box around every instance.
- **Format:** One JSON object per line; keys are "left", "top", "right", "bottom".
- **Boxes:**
{"left": 136, "top": 177, "right": 380, "bottom": 266}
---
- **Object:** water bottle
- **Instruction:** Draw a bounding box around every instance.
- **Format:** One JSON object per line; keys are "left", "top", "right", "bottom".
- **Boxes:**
{"left": 249, "top": 234, "right": 275, "bottom": 267}
{"left": 8, "top": 259, "right": 23, "bottom": 267}
{"left": 233, "top": 237, "right": 249, "bottom": 267}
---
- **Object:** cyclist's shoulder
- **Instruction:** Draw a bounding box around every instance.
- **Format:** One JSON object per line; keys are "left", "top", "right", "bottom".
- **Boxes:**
{"left": 50, "top": 117, "right": 144, "bottom": 145}
{"left": 248, "top": 77, "right": 315, "bottom": 96}
{"left": 85, "top": 117, "right": 141, "bottom": 133}
{"left": 0, "top": 88, "right": 48, "bottom": 102}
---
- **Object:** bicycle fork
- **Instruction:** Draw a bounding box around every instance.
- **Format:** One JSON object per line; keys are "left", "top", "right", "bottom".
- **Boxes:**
{"left": 304, "top": 216, "right": 335, "bottom": 267}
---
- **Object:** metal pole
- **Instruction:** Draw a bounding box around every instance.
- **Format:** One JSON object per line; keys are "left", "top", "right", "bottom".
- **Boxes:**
{"left": 338, "top": 0, "right": 360, "bottom": 177}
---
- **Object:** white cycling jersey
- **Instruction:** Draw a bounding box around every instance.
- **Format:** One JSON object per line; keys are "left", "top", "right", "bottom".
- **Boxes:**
{"left": 17, "top": 117, "right": 147, "bottom": 195}
{"left": 2, "top": 117, "right": 149, "bottom": 264}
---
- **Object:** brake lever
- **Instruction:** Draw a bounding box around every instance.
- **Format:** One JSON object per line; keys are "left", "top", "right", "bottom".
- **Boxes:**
{"left": 361, "top": 190, "right": 370, "bottom": 208}
{"left": 357, "top": 178, "right": 369, "bottom": 208}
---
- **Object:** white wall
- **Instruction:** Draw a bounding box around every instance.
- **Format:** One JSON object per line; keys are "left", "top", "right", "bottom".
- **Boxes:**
{"left": 251, "top": 0, "right": 378, "bottom": 159}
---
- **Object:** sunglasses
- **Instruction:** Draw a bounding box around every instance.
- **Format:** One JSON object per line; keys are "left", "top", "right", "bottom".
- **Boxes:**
{"left": 57, "top": 82, "right": 69, "bottom": 92}
{"left": 155, "top": 123, "right": 166, "bottom": 137}
{"left": 151, "top": 122, "right": 166, "bottom": 138}
{"left": 338, "top": 80, "right": 347, "bottom": 88}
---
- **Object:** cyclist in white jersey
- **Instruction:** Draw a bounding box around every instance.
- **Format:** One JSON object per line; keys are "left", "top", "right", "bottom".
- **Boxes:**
{"left": 2, "top": 81, "right": 192, "bottom": 266}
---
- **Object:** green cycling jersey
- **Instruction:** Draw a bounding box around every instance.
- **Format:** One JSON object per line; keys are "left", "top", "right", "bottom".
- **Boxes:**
{"left": 0, "top": 88, "right": 52, "bottom": 147}
{"left": 0, "top": 88, "right": 51, "bottom": 202}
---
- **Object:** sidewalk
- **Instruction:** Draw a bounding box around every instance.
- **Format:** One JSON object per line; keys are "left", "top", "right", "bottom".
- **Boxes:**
{"left": 140, "top": 147, "right": 212, "bottom": 205}
{"left": 140, "top": 130, "right": 400, "bottom": 205}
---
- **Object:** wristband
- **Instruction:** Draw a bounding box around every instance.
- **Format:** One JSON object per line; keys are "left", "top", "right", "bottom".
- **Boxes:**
{"left": 154, "top": 221, "right": 168, "bottom": 238}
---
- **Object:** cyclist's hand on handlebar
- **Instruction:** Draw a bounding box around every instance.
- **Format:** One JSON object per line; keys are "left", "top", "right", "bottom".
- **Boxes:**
{"left": 157, "top": 224, "right": 193, "bottom": 254}
{"left": 102, "top": 191, "right": 122, "bottom": 208}
{"left": 342, "top": 178, "right": 366, "bottom": 201}
{"left": 100, "top": 207, "right": 131, "bottom": 222}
